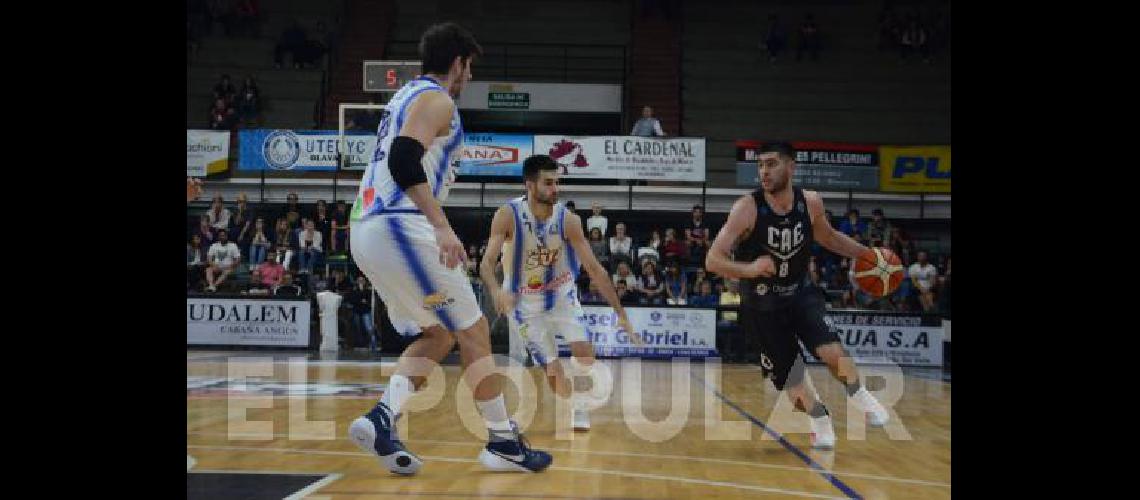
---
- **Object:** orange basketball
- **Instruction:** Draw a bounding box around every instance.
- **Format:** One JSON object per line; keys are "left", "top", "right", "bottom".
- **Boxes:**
{"left": 852, "top": 248, "right": 905, "bottom": 297}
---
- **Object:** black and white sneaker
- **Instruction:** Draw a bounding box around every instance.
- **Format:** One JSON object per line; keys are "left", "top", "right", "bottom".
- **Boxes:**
{"left": 348, "top": 402, "right": 423, "bottom": 475}
{"left": 477, "top": 421, "right": 553, "bottom": 473}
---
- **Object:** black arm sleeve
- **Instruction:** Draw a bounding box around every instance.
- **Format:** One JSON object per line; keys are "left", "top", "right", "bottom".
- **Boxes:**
{"left": 389, "top": 136, "right": 428, "bottom": 190}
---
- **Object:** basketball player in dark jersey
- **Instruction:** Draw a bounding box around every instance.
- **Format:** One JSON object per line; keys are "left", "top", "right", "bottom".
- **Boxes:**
{"left": 706, "top": 142, "right": 891, "bottom": 449}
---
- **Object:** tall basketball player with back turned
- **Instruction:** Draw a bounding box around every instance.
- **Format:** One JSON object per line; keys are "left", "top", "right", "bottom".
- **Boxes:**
{"left": 706, "top": 142, "right": 892, "bottom": 449}
{"left": 346, "top": 22, "right": 552, "bottom": 474}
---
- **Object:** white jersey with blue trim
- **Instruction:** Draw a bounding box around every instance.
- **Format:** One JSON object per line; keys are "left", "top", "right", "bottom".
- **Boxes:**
{"left": 351, "top": 76, "right": 463, "bottom": 222}
{"left": 501, "top": 197, "right": 581, "bottom": 314}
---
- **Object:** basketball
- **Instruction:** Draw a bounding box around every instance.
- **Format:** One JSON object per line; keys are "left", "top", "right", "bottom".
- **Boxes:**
{"left": 852, "top": 248, "right": 904, "bottom": 297}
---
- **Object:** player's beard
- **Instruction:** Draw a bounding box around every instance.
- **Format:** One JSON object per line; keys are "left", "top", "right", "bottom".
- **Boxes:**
{"left": 533, "top": 189, "right": 557, "bottom": 206}
{"left": 763, "top": 173, "right": 789, "bottom": 194}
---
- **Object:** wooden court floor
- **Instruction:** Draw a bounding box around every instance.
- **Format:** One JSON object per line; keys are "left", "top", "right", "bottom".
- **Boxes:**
{"left": 187, "top": 351, "right": 950, "bottom": 499}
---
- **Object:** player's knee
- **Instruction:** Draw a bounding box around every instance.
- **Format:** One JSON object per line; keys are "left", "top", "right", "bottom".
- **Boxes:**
{"left": 422, "top": 325, "right": 456, "bottom": 349}
{"left": 814, "top": 343, "right": 844, "bottom": 366}
{"left": 569, "top": 341, "right": 594, "bottom": 361}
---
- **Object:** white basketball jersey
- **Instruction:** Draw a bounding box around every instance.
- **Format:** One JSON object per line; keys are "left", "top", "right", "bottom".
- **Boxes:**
{"left": 501, "top": 197, "right": 581, "bottom": 313}
{"left": 351, "top": 76, "right": 463, "bottom": 222}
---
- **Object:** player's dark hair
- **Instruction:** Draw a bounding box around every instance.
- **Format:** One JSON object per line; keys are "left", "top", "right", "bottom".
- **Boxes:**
{"left": 758, "top": 141, "right": 796, "bottom": 161}
{"left": 419, "top": 22, "right": 483, "bottom": 75}
{"left": 523, "top": 154, "right": 559, "bottom": 181}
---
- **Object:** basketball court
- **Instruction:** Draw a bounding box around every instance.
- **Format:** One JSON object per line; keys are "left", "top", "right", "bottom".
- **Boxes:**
{"left": 187, "top": 351, "right": 950, "bottom": 499}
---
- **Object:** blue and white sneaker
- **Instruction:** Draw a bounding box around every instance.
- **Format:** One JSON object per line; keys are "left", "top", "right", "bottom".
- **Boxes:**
{"left": 348, "top": 402, "right": 423, "bottom": 475}
{"left": 477, "top": 421, "right": 553, "bottom": 472}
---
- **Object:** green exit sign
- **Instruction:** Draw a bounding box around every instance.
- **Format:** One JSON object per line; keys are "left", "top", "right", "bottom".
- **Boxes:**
{"left": 489, "top": 92, "right": 530, "bottom": 109}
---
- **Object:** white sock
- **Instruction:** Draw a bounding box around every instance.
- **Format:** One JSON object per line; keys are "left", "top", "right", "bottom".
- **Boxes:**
{"left": 380, "top": 374, "right": 414, "bottom": 418}
{"left": 476, "top": 394, "right": 512, "bottom": 432}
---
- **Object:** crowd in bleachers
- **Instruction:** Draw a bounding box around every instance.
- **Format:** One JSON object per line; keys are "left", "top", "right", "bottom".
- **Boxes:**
{"left": 189, "top": 196, "right": 949, "bottom": 312}
{"left": 187, "top": 193, "right": 353, "bottom": 296}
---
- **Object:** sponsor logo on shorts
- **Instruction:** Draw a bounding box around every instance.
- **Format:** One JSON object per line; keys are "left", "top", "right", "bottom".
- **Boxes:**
{"left": 755, "top": 283, "right": 769, "bottom": 296}
{"left": 423, "top": 292, "right": 456, "bottom": 311}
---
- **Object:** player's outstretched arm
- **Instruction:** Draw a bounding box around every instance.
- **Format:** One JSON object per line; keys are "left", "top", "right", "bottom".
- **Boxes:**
{"left": 480, "top": 206, "right": 516, "bottom": 315}
{"left": 396, "top": 91, "right": 465, "bottom": 268}
{"left": 565, "top": 212, "right": 638, "bottom": 341}
{"left": 706, "top": 195, "right": 772, "bottom": 279}
{"left": 805, "top": 190, "right": 873, "bottom": 260}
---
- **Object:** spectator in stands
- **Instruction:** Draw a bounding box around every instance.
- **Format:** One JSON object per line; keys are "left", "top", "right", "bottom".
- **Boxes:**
{"left": 899, "top": 15, "right": 929, "bottom": 63}
{"left": 245, "top": 269, "right": 271, "bottom": 295}
{"left": 197, "top": 215, "right": 216, "bottom": 249}
{"left": 664, "top": 262, "right": 688, "bottom": 305}
{"left": 466, "top": 244, "right": 480, "bottom": 278}
{"left": 231, "top": 193, "right": 253, "bottom": 246}
{"left": 213, "top": 74, "right": 236, "bottom": 105}
{"left": 615, "top": 281, "right": 636, "bottom": 306}
{"left": 761, "top": 14, "right": 788, "bottom": 63}
{"left": 630, "top": 105, "right": 665, "bottom": 137}
{"left": 661, "top": 228, "right": 685, "bottom": 264}
{"left": 689, "top": 280, "right": 719, "bottom": 307}
{"left": 609, "top": 222, "right": 634, "bottom": 269}
{"left": 272, "top": 217, "right": 291, "bottom": 249}
{"left": 274, "top": 272, "right": 302, "bottom": 296}
{"left": 187, "top": 234, "right": 206, "bottom": 291}
{"left": 795, "top": 13, "right": 821, "bottom": 61}
{"left": 638, "top": 229, "right": 662, "bottom": 265}
{"left": 275, "top": 241, "right": 296, "bottom": 272}
{"left": 297, "top": 219, "right": 323, "bottom": 274}
{"left": 581, "top": 280, "right": 604, "bottom": 304}
{"left": 865, "top": 208, "right": 893, "bottom": 247}
{"left": 331, "top": 200, "right": 349, "bottom": 253}
{"left": 249, "top": 217, "right": 271, "bottom": 267}
{"left": 327, "top": 268, "right": 352, "bottom": 294}
{"left": 207, "top": 196, "right": 231, "bottom": 231}
{"left": 638, "top": 260, "right": 665, "bottom": 306}
{"left": 718, "top": 280, "right": 741, "bottom": 325}
{"left": 684, "top": 205, "right": 710, "bottom": 246}
{"left": 691, "top": 267, "right": 710, "bottom": 293}
{"left": 260, "top": 250, "right": 285, "bottom": 288}
{"left": 890, "top": 227, "right": 917, "bottom": 263}
{"left": 586, "top": 202, "right": 608, "bottom": 236}
{"left": 209, "top": 98, "right": 235, "bottom": 130}
{"left": 205, "top": 229, "right": 241, "bottom": 292}
{"left": 236, "top": 76, "right": 260, "bottom": 126}
{"left": 837, "top": 209, "right": 867, "bottom": 244}
{"left": 347, "top": 276, "right": 378, "bottom": 352}
{"left": 280, "top": 192, "right": 301, "bottom": 229}
{"left": 909, "top": 250, "right": 938, "bottom": 312}
{"left": 612, "top": 261, "right": 639, "bottom": 293}
{"left": 588, "top": 227, "right": 610, "bottom": 269}
{"left": 684, "top": 205, "right": 710, "bottom": 268}
{"left": 314, "top": 199, "right": 332, "bottom": 252}
{"left": 274, "top": 19, "right": 308, "bottom": 69}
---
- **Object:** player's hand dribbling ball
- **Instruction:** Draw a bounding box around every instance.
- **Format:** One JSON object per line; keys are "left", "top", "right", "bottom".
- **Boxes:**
{"left": 852, "top": 248, "right": 904, "bottom": 297}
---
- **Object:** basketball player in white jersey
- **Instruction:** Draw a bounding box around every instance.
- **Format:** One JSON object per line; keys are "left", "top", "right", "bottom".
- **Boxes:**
{"left": 479, "top": 155, "right": 638, "bottom": 432}
{"left": 346, "top": 22, "right": 552, "bottom": 475}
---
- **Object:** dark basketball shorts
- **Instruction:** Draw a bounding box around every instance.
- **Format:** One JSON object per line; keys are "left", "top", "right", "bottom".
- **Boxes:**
{"left": 740, "top": 289, "right": 841, "bottom": 390}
